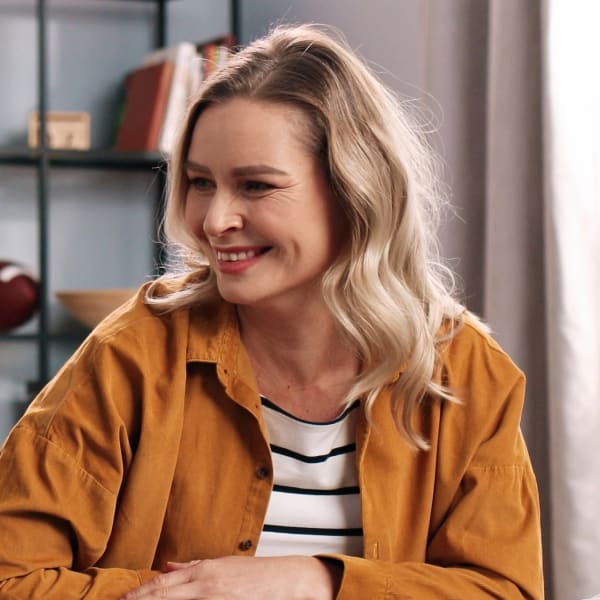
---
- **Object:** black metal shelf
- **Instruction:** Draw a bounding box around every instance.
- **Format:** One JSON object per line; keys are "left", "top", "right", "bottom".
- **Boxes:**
{"left": 0, "top": 331, "right": 87, "bottom": 343}
{"left": 1, "top": 0, "right": 240, "bottom": 387}
{"left": 0, "top": 333, "right": 39, "bottom": 342}
{"left": 0, "top": 0, "right": 174, "bottom": 385}
{"left": 0, "top": 146, "right": 166, "bottom": 170}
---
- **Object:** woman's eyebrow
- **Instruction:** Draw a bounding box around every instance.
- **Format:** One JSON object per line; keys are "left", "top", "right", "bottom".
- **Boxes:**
{"left": 183, "top": 161, "right": 290, "bottom": 177}
{"left": 183, "top": 160, "right": 211, "bottom": 173}
{"left": 231, "top": 165, "right": 290, "bottom": 177}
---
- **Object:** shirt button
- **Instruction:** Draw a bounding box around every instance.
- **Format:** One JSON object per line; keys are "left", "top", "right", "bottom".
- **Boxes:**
{"left": 256, "top": 466, "right": 270, "bottom": 479}
{"left": 238, "top": 539, "right": 253, "bottom": 551}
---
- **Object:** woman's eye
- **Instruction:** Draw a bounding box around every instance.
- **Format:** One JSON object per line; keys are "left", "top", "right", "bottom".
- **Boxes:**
{"left": 244, "top": 181, "right": 274, "bottom": 192}
{"left": 189, "top": 177, "right": 214, "bottom": 191}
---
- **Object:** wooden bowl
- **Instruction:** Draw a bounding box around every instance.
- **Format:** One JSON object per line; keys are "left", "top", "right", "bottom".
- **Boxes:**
{"left": 55, "top": 288, "right": 137, "bottom": 328}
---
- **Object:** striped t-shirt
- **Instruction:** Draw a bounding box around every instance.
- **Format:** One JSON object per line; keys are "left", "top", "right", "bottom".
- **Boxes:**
{"left": 254, "top": 396, "right": 363, "bottom": 557}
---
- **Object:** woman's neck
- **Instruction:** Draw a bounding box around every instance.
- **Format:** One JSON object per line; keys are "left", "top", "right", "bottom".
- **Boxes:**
{"left": 236, "top": 300, "right": 360, "bottom": 420}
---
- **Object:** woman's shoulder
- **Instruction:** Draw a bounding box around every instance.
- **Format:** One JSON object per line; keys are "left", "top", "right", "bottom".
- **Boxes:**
{"left": 89, "top": 269, "right": 220, "bottom": 346}
{"left": 440, "top": 311, "right": 524, "bottom": 389}
{"left": 431, "top": 314, "right": 530, "bottom": 471}
{"left": 85, "top": 281, "right": 185, "bottom": 347}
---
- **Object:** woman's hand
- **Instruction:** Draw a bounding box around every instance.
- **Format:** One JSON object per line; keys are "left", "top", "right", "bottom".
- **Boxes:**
{"left": 119, "top": 555, "right": 341, "bottom": 600}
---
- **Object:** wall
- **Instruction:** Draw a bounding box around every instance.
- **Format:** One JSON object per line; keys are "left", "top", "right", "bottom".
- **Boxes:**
{"left": 240, "top": 0, "right": 422, "bottom": 97}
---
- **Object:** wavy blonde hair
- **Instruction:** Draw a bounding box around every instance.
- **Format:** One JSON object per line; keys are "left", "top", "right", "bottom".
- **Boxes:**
{"left": 146, "top": 24, "right": 467, "bottom": 449}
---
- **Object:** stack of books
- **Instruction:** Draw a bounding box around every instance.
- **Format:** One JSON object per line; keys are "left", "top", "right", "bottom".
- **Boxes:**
{"left": 115, "top": 35, "right": 235, "bottom": 155}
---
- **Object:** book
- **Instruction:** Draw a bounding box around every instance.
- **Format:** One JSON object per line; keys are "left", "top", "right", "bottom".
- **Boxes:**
{"left": 115, "top": 60, "right": 174, "bottom": 152}
{"left": 143, "top": 42, "right": 198, "bottom": 155}
{"left": 198, "top": 34, "right": 235, "bottom": 82}
{"left": 115, "top": 35, "right": 234, "bottom": 154}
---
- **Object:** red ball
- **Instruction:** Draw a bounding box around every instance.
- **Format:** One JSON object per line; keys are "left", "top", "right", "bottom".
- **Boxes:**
{"left": 0, "top": 261, "right": 40, "bottom": 331}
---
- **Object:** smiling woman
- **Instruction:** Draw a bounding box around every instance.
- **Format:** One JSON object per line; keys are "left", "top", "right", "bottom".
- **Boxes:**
{"left": 0, "top": 24, "right": 544, "bottom": 600}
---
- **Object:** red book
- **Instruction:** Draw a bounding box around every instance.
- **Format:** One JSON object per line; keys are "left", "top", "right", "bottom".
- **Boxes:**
{"left": 116, "top": 60, "right": 175, "bottom": 151}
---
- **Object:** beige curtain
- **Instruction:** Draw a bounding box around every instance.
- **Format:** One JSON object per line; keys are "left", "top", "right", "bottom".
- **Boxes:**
{"left": 543, "top": 2, "right": 600, "bottom": 599}
{"left": 422, "top": 0, "right": 550, "bottom": 594}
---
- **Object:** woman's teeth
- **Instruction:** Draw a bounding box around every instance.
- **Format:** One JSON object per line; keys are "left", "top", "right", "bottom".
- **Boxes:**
{"left": 216, "top": 249, "right": 259, "bottom": 262}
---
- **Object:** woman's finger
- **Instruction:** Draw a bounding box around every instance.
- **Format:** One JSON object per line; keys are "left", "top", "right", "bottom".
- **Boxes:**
{"left": 119, "top": 568, "right": 196, "bottom": 599}
{"left": 165, "top": 560, "right": 202, "bottom": 572}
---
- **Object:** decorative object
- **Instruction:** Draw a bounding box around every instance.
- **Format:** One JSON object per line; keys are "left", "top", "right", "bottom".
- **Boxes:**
{"left": 28, "top": 111, "right": 91, "bottom": 150}
{"left": 0, "top": 260, "right": 39, "bottom": 331}
{"left": 55, "top": 288, "right": 136, "bottom": 329}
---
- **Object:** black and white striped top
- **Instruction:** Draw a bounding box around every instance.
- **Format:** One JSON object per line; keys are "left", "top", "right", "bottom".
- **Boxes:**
{"left": 254, "top": 396, "right": 363, "bottom": 557}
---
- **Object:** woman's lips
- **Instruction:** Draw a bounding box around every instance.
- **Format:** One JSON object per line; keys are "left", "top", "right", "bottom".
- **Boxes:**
{"left": 213, "top": 246, "right": 271, "bottom": 273}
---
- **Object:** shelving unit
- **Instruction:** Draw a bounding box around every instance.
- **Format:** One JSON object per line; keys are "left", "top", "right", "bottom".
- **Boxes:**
{"left": 0, "top": 0, "right": 239, "bottom": 400}
{"left": 9, "top": 0, "right": 170, "bottom": 388}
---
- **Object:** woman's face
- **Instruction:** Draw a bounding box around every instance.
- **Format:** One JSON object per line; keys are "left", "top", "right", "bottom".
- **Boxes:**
{"left": 183, "top": 97, "right": 346, "bottom": 311}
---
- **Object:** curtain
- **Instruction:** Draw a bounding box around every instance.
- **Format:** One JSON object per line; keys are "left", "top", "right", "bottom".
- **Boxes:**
{"left": 544, "top": 1, "right": 600, "bottom": 599}
{"left": 423, "top": 0, "right": 600, "bottom": 597}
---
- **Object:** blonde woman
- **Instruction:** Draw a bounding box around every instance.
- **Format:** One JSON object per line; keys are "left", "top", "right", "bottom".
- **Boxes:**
{"left": 0, "top": 25, "right": 543, "bottom": 599}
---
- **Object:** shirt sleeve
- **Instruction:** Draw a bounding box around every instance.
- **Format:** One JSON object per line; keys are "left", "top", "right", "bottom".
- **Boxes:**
{"left": 0, "top": 425, "right": 159, "bottom": 599}
{"left": 0, "top": 301, "right": 187, "bottom": 599}
{"left": 327, "top": 462, "right": 543, "bottom": 598}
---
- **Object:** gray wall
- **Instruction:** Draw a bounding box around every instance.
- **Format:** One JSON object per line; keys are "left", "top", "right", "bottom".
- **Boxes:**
{"left": 240, "top": 0, "right": 423, "bottom": 98}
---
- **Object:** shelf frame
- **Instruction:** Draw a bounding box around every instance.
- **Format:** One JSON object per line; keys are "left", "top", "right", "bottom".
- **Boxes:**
{"left": 1, "top": 0, "right": 240, "bottom": 389}
{"left": 0, "top": 146, "right": 165, "bottom": 170}
{"left": 36, "top": 0, "right": 50, "bottom": 384}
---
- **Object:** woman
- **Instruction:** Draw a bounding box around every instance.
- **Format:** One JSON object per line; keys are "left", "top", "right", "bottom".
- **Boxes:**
{"left": 0, "top": 24, "right": 543, "bottom": 599}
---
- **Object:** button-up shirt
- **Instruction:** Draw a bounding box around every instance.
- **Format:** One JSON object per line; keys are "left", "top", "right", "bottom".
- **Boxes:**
{"left": 0, "top": 283, "right": 544, "bottom": 598}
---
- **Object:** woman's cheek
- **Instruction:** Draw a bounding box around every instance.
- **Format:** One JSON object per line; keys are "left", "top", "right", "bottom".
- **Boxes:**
{"left": 184, "top": 196, "right": 206, "bottom": 239}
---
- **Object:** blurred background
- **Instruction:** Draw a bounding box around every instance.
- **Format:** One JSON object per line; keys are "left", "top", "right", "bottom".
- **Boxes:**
{"left": 0, "top": 1, "right": 598, "bottom": 598}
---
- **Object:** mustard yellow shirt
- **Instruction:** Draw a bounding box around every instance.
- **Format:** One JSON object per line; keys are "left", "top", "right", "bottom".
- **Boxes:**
{"left": 0, "top": 284, "right": 544, "bottom": 599}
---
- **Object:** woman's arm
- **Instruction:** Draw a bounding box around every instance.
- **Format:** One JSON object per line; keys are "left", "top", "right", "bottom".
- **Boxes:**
{"left": 324, "top": 343, "right": 544, "bottom": 599}
{"left": 0, "top": 425, "right": 159, "bottom": 598}
{"left": 120, "top": 555, "right": 342, "bottom": 600}
{"left": 0, "top": 303, "right": 187, "bottom": 599}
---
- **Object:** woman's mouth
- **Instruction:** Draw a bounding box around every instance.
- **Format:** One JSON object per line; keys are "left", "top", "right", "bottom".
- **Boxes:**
{"left": 216, "top": 249, "right": 260, "bottom": 262}
{"left": 213, "top": 247, "right": 271, "bottom": 272}
{"left": 215, "top": 247, "right": 272, "bottom": 261}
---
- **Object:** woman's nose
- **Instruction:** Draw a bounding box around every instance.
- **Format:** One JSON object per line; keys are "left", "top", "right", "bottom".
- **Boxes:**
{"left": 202, "top": 190, "right": 243, "bottom": 238}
